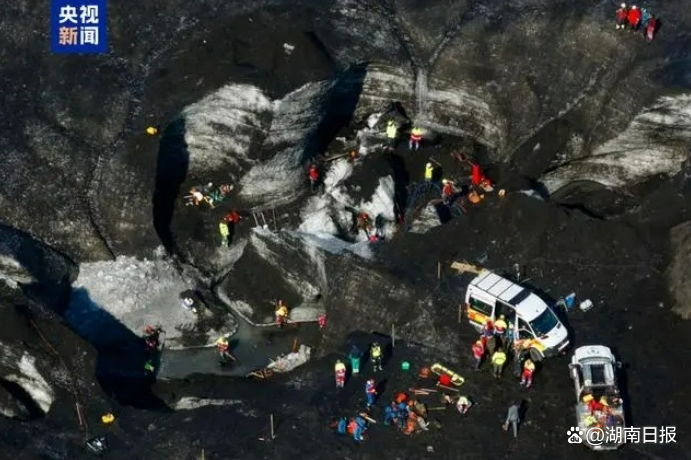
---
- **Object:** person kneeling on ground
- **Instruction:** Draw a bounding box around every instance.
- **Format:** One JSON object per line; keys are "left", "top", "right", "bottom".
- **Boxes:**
{"left": 457, "top": 395, "right": 472, "bottom": 414}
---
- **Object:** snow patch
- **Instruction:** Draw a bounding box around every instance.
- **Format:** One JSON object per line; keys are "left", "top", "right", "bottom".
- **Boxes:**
{"left": 172, "top": 397, "right": 254, "bottom": 413}
{"left": 540, "top": 94, "right": 691, "bottom": 193}
{"left": 182, "top": 84, "right": 272, "bottom": 174}
{"left": 289, "top": 305, "right": 326, "bottom": 322}
{"left": 3, "top": 353, "right": 54, "bottom": 414}
{"left": 408, "top": 204, "right": 442, "bottom": 234}
{"left": 0, "top": 254, "right": 34, "bottom": 288}
{"left": 66, "top": 255, "right": 208, "bottom": 348}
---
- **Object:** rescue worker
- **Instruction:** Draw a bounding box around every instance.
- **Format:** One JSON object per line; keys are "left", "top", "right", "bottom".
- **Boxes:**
{"left": 349, "top": 345, "right": 361, "bottom": 375}
{"left": 627, "top": 5, "right": 641, "bottom": 31}
{"left": 471, "top": 163, "right": 482, "bottom": 187}
{"left": 384, "top": 403, "right": 398, "bottom": 426}
{"left": 645, "top": 15, "right": 657, "bottom": 42}
{"left": 408, "top": 398, "right": 427, "bottom": 418}
{"left": 396, "top": 400, "right": 409, "bottom": 429}
{"left": 615, "top": 3, "right": 628, "bottom": 30}
{"left": 520, "top": 359, "right": 535, "bottom": 388}
{"left": 219, "top": 220, "right": 230, "bottom": 247}
{"left": 308, "top": 164, "right": 320, "bottom": 193}
{"left": 481, "top": 320, "right": 496, "bottom": 354}
{"left": 503, "top": 402, "right": 521, "bottom": 438}
{"left": 640, "top": 7, "right": 651, "bottom": 28}
{"left": 370, "top": 341, "right": 383, "bottom": 372}
{"left": 216, "top": 336, "right": 230, "bottom": 360}
{"left": 456, "top": 395, "right": 472, "bottom": 414}
{"left": 472, "top": 339, "right": 485, "bottom": 370}
{"left": 336, "top": 416, "right": 348, "bottom": 435}
{"left": 180, "top": 292, "right": 197, "bottom": 313}
{"left": 186, "top": 187, "right": 205, "bottom": 206}
{"left": 512, "top": 343, "right": 529, "bottom": 378}
{"left": 505, "top": 324, "right": 516, "bottom": 349}
{"left": 467, "top": 190, "right": 482, "bottom": 204}
{"left": 494, "top": 315, "right": 508, "bottom": 344}
{"left": 441, "top": 179, "right": 454, "bottom": 204}
{"left": 143, "top": 326, "right": 162, "bottom": 350}
{"left": 386, "top": 120, "right": 397, "bottom": 147}
{"left": 224, "top": 209, "right": 242, "bottom": 225}
{"left": 403, "top": 412, "right": 418, "bottom": 435}
{"left": 335, "top": 360, "right": 347, "bottom": 388}
{"left": 318, "top": 314, "right": 326, "bottom": 330}
{"left": 365, "top": 379, "right": 377, "bottom": 409}
{"left": 353, "top": 415, "right": 367, "bottom": 442}
{"left": 409, "top": 127, "right": 423, "bottom": 151}
{"left": 355, "top": 212, "right": 373, "bottom": 237}
{"left": 207, "top": 183, "right": 232, "bottom": 207}
{"left": 275, "top": 300, "right": 289, "bottom": 327}
{"left": 491, "top": 347, "right": 507, "bottom": 379}
{"left": 424, "top": 162, "right": 434, "bottom": 182}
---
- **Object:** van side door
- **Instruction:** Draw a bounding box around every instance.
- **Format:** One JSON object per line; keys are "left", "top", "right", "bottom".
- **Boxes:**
{"left": 466, "top": 293, "right": 494, "bottom": 329}
{"left": 514, "top": 317, "right": 535, "bottom": 349}
{"left": 494, "top": 301, "right": 516, "bottom": 326}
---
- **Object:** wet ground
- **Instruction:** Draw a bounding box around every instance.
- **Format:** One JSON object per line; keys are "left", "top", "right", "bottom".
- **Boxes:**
{"left": 158, "top": 321, "right": 322, "bottom": 378}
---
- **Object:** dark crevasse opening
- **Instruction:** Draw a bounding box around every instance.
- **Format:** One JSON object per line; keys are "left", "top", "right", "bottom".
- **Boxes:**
{"left": 152, "top": 118, "right": 189, "bottom": 254}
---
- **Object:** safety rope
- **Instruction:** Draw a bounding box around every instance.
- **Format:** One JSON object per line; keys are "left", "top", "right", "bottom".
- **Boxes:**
{"left": 403, "top": 181, "right": 443, "bottom": 231}
{"left": 29, "top": 319, "right": 89, "bottom": 438}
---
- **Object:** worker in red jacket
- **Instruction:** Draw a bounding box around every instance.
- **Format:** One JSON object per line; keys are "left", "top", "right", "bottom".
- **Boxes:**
{"left": 615, "top": 3, "right": 628, "bottom": 30}
{"left": 645, "top": 15, "right": 657, "bottom": 42}
{"left": 441, "top": 180, "right": 454, "bottom": 204}
{"left": 627, "top": 5, "right": 641, "bottom": 31}
{"left": 308, "top": 164, "right": 320, "bottom": 192}
{"left": 472, "top": 340, "right": 485, "bottom": 370}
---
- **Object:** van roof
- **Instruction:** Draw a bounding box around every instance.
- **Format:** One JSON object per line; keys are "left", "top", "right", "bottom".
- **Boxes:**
{"left": 469, "top": 271, "right": 548, "bottom": 321}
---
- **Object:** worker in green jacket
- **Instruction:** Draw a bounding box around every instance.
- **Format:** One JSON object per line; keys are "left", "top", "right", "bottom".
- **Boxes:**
{"left": 491, "top": 348, "right": 507, "bottom": 379}
{"left": 219, "top": 221, "right": 230, "bottom": 247}
{"left": 386, "top": 120, "right": 398, "bottom": 147}
{"left": 424, "top": 163, "right": 434, "bottom": 181}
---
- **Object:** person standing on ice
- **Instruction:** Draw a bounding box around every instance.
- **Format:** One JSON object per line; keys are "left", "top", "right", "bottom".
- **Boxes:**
{"left": 218, "top": 220, "right": 230, "bottom": 247}
{"left": 308, "top": 164, "right": 320, "bottom": 193}
{"left": 275, "top": 300, "right": 289, "bottom": 327}
{"left": 615, "top": 3, "right": 628, "bottom": 30}
{"left": 645, "top": 15, "right": 657, "bottom": 42}
{"left": 409, "top": 127, "right": 423, "bottom": 151}
{"left": 627, "top": 5, "right": 641, "bottom": 32}
{"left": 386, "top": 120, "right": 398, "bottom": 148}
{"left": 335, "top": 360, "right": 347, "bottom": 388}
{"left": 365, "top": 379, "right": 377, "bottom": 409}
{"left": 441, "top": 179, "right": 454, "bottom": 204}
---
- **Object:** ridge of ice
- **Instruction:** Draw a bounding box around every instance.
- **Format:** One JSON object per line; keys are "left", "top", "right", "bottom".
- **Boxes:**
{"left": 540, "top": 94, "right": 691, "bottom": 193}
{"left": 3, "top": 353, "right": 54, "bottom": 414}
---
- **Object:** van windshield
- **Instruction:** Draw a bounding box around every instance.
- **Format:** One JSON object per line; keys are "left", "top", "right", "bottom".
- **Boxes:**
{"left": 528, "top": 308, "right": 559, "bottom": 336}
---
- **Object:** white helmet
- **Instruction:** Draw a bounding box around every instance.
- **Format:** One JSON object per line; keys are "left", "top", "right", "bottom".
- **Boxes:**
{"left": 631, "top": 5, "right": 637, "bottom": 9}
{"left": 620, "top": 3, "right": 626, "bottom": 8}
{"left": 426, "top": 162, "right": 432, "bottom": 168}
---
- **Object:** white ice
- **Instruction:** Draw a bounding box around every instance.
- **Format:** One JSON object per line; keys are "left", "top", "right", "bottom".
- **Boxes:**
{"left": 293, "top": 156, "right": 398, "bottom": 258}
{"left": 539, "top": 94, "right": 691, "bottom": 193}
{"left": 2, "top": 353, "right": 54, "bottom": 414}
{"left": 408, "top": 204, "right": 442, "bottom": 234}
{"left": 66, "top": 253, "right": 230, "bottom": 348}
{"left": 182, "top": 84, "right": 272, "bottom": 175}
{"left": 0, "top": 254, "right": 34, "bottom": 289}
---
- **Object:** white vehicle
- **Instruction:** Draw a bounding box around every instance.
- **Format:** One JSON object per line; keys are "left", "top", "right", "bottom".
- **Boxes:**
{"left": 464, "top": 270, "right": 569, "bottom": 361}
{"left": 569, "top": 345, "right": 625, "bottom": 450}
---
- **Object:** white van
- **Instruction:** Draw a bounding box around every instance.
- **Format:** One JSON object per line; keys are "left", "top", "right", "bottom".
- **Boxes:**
{"left": 464, "top": 270, "right": 569, "bottom": 361}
